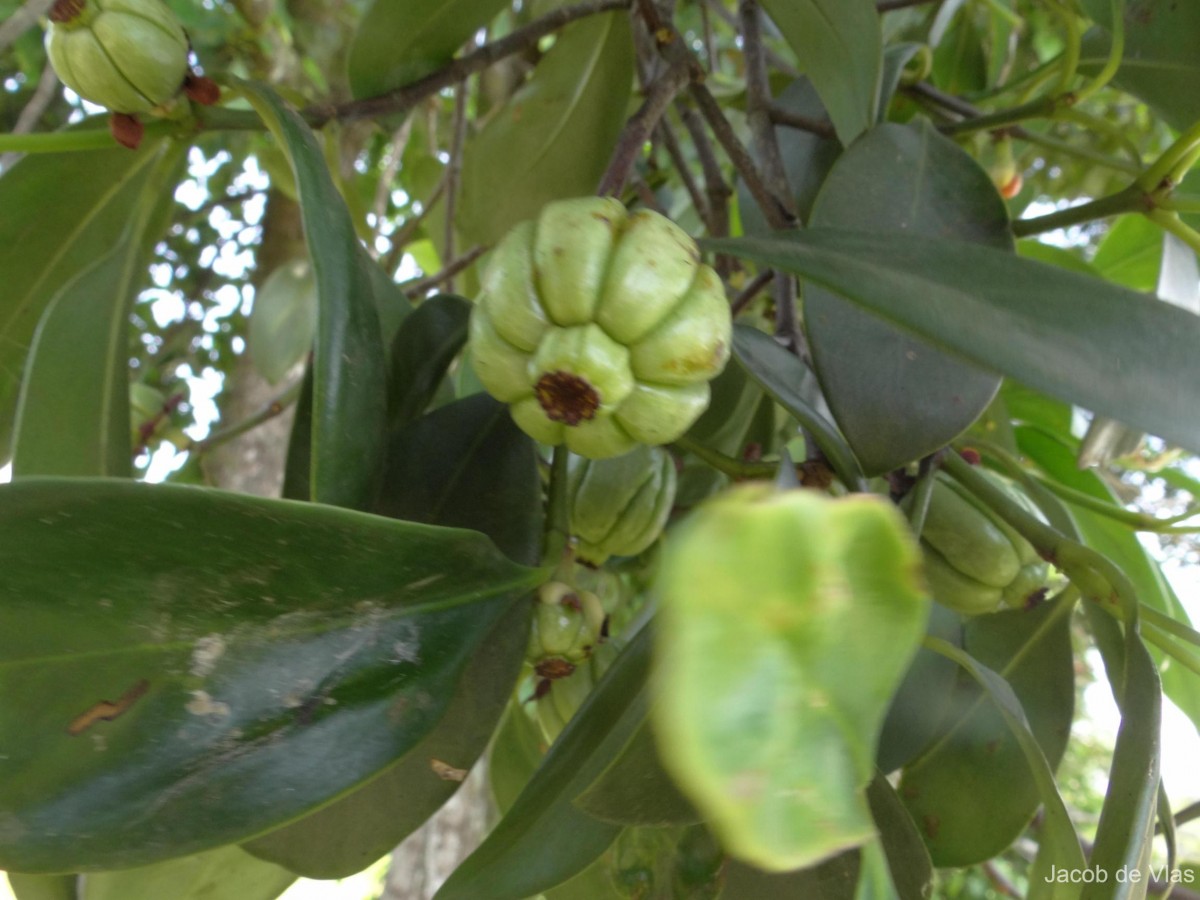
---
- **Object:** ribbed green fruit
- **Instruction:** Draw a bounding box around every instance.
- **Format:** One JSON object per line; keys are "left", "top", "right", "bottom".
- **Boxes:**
{"left": 470, "top": 197, "right": 732, "bottom": 459}
{"left": 919, "top": 471, "right": 1050, "bottom": 615}
{"left": 526, "top": 581, "right": 605, "bottom": 670}
{"left": 567, "top": 445, "right": 677, "bottom": 565}
{"left": 44, "top": 0, "right": 188, "bottom": 114}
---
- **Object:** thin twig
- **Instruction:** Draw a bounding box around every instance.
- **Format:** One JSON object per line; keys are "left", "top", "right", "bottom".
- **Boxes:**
{"left": 382, "top": 171, "right": 449, "bottom": 277}
{"left": 317, "top": 0, "right": 633, "bottom": 125}
{"left": 740, "top": 1, "right": 798, "bottom": 222}
{"left": 689, "top": 82, "right": 796, "bottom": 229}
{"left": 656, "top": 120, "right": 712, "bottom": 229}
{"left": 694, "top": 0, "right": 798, "bottom": 76}
{"left": 675, "top": 104, "right": 734, "bottom": 274}
{"left": 596, "top": 35, "right": 695, "bottom": 197}
{"left": 729, "top": 268, "right": 774, "bottom": 317}
{"left": 188, "top": 378, "right": 304, "bottom": 456}
{"left": 400, "top": 245, "right": 488, "bottom": 299}
{"left": 0, "top": 61, "right": 59, "bottom": 171}
{"left": 768, "top": 104, "right": 836, "bottom": 139}
{"left": 443, "top": 79, "right": 470, "bottom": 293}
{"left": 0, "top": 0, "right": 53, "bottom": 53}
{"left": 877, "top": 0, "right": 944, "bottom": 11}
{"left": 370, "top": 113, "right": 417, "bottom": 250}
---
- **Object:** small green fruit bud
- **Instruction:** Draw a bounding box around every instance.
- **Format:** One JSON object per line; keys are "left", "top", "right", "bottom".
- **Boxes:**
{"left": 45, "top": 0, "right": 189, "bottom": 115}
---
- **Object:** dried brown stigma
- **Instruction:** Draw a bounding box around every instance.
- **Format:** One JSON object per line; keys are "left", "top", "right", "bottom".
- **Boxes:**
{"left": 535, "top": 371, "right": 599, "bottom": 426}
{"left": 50, "top": 0, "right": 85, "bottom": 23}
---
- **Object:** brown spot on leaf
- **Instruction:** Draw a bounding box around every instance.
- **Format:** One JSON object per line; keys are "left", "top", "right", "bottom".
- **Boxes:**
{"left": 430, "top": 759, "right": 469, "bottom": 782}
{"left": 67, "top": 679, "right": 150, "bottom": 736}
{"left": 535, "top": 658, "right": 576, "bottom": 680}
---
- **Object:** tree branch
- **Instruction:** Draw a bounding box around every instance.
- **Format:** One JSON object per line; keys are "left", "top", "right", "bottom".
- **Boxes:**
{"left": 400, "top": 245, "right": 488, "bottom": 299}
{"left": 596, "top": 20, "right": 695, "bottom": 198}
{"left": 317, "top": 0, "right": 633, "bottom": 125}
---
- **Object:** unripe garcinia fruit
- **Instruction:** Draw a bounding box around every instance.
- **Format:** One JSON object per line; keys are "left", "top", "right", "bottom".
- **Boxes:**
{"left": 470, "top": 197, "right": 732, "bottom": 459}
{"left": 567, "top": 445, "right": 677, "bottom": 566}
{"left": 44, "top": 0, "right": 189, "bottom": 115}
{"left": 919, "top": 471, "right": 1050, "bottom": 615}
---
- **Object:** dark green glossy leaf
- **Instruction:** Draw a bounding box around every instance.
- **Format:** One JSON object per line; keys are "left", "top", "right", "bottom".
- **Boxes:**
{"left": 574, "top": 719, "right": 701, "bottom": 826}
{"left": 489, "top": 699, "right": 545, "bottom": 816}
{"left": 899, "top": 598, "right": 1076, "bottom": 867}
{"left": 0, "top": 133, "right": 169, "bottom": 458}
{"left": 82, "top": 845, "right": 295, "bottom": 900}
{"left": 376, "top": 393, "right": 542, "bottom": 565}
{"left": 457, "top": 12, "right": 634, "bottom": 245}
{"left": 241, "top": 601, "right": 529, "bottom": 878}
{"left": 655, "top": 487, "right": 928, "bottom": 871}
{"left": 434, "top": 625, "right": 654, "bottom": 900}
{"left": 348, "top": 0, "right": 509, "bottom": 99}
{"left": 804, "top": 121, "right": 1009, "bottom": 475}
{"left": 876, "top": 602, "right": 962, "bottom": 773}
{"left": 759, "top": 0, "right": 880, "bottom": 144}
{"left": 731, "top": 325, "right": 865, "bottom": 489}
{"left": 244, "top": 390, "right": 541, "bottom": 877}
{"left": 239, "top": 81, "right": 389, "bottom": 511}
{"left": 1081, "top": 1, "right": 1200, "bottom": 131}
{"left": 865, "top": 773, "right": 932, "bottom": 900}
{"left": 386, "top": 294, "right": 471, "bottom": 431}
{"left": 0, "top": 478, "right": 541, "bottom": 872}
{"left": 281, "top": 365, "right": 313, "bottom": 502}
{"left": 705, "top": 228, "right": 1200, "bottom": 455}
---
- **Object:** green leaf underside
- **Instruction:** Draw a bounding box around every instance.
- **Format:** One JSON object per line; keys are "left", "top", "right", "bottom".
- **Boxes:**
{"left": 79, "top": 845, "right": 295, "bottom": 900}
{"left": 655, "top": 489, "right": 929, "bottom": 871}
{"left": 707, "top": 229, "right": 1200, "bottom": 455}
{"left": 0, "top": 478, "right": 540, "bottom": 872}
{"left": 457, "top": 11, "right": 635, "bottom": 245}
{"left": 0, "top": 134, "right": 168, "bottom": 458}
{"left": 238, "top": 81, "right": 389, "bottom": 511}
{"left": 804, "top": 122, "right": 1010, "bottom": 475}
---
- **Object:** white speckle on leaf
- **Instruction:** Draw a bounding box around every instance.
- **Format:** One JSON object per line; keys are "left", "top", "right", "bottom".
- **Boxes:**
{"left": 405, "top": 574, "right": 445, "bottom": 591}
{"left": 189, "top": 634, "right": 226, "bottom": 677}
{"left": 186, "top": 690, "right": 230, "bottom": 719}
{"left": 91, "top": 734, "right": 107, "bottom": 752}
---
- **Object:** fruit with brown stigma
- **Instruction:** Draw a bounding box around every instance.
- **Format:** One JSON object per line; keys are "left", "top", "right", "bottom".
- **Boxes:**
{"left": 469, "top": 197, "right": 732, "bottom": 459}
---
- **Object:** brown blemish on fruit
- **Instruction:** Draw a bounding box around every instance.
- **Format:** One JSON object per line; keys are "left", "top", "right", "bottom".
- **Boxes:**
{"left": 535, "top": 371, "right": 599, "bottom": 425}
{"left": 924, "top": 814, "right": 940, "bottom": 839}
{"left": 50, "top": 0, "right": 85, "bottom": 23}
{"left": 67, "top": 679, "right": 150, "bottom": 736}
